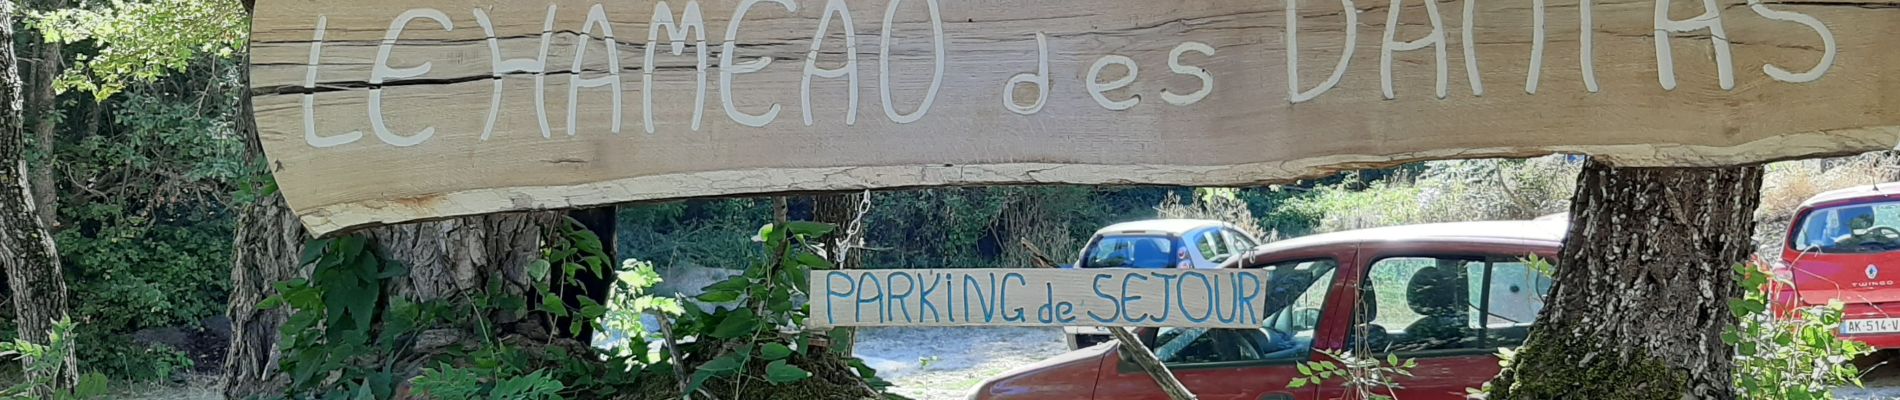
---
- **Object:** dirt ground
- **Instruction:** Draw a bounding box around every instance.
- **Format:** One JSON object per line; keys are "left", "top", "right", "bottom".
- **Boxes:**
{"left": 852, "top": 327, "right": 1070, "bottom": 400}
{"left": 100, "top": 338, "right": 1900, "bottom": 400}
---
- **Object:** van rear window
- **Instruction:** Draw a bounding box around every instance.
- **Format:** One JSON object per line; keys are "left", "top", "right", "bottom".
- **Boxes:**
{"left": 1082, "top": 236, "right": 1175, "bottom": 269}
{"left": 1794, "top": 201, "right": 1900, "bottom": 254}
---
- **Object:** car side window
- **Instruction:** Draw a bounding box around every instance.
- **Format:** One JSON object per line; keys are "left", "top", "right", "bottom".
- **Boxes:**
{"left": 1191, "top": 229, "right": 1234, "bottom": 264}
{"left": 1480, "top": 261, "right": 1553, "bottom": 347}
{"left": 1351, "top": 257, "right": 1554, "bottom": 355}
{"left": 1224, "top": 228, "right": 1258, "bottom": 253}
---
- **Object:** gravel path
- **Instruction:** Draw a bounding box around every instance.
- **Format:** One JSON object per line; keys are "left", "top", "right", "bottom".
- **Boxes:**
{"left": 853, "top": 327, "right": 1069, "bottom": 400}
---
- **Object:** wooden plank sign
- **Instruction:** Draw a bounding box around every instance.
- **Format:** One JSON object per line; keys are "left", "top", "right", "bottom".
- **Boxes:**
{"left": 251, "top": 0, "right": 1900, "bottom": 236}
{"left": 807, "top": 269, "right": 1273, "bottom": 328}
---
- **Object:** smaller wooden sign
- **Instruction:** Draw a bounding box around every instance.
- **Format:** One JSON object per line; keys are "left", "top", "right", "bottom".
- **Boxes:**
{"left": 808, "top": 269, "right": 1271, "bottom": 329}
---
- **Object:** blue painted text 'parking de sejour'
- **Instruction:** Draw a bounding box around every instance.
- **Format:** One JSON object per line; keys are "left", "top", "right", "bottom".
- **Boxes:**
{"left": 807, "top": 269, "right": 1271, "bottom": 329}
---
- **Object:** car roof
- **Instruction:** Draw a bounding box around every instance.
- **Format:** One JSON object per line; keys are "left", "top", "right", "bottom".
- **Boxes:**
{"left": 1246, "top": 219, "right": 1568, "bottom": 256}
{"left": 1093, "top": 219, "right": 1232, "bottom": 236}
{"left": 1800, "top": 182, "right": 1900, "bottom": 210}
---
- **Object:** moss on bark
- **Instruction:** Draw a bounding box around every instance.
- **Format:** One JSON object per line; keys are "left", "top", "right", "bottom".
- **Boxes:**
{"left": 1489, "top": 333, "right": 1689, "bottom": 399}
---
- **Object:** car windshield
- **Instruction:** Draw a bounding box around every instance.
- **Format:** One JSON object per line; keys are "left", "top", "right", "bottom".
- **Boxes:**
{"left": 1082, "top": 235, "right": 1174, "bottom": 268}
{"left": 1793, "top": 201, "right": 1900, "bottom": 254}
{"left": 1147, "top": 260, "right": 1338, "bottom": 363}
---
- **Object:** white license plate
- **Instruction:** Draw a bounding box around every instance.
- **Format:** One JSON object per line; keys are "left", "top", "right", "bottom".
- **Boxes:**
{"left": 1842, "top": 318, "right": 1900, "bottom": 334}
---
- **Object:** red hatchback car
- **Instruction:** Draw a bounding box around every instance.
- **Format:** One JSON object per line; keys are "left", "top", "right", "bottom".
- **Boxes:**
{"left": 967, "top": 220, "right": 1564, "bottom": 400}
{"left": 1772, "top": 183, "right": 1900, "bottom": 348}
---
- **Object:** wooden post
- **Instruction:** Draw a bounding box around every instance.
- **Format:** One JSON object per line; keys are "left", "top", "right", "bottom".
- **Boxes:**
{"left": 1110, "top": 327, "right": 1198, "bottom": 400}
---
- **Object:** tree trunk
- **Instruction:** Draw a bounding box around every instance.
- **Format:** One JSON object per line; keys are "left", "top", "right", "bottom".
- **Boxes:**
{"left": 365, "top": 211, "right": 562, "bottom": 338}
{"left": 219, "top": 192, "right": 306, "bottom": 399}
{"left": 813, "top": 192, "right": 864, "bottom": 356}
{"left": 25, "top": 0, "right": 60, "bottom": 230}
{"left": 0, "top": 0, "right": 78, "bottom": 392}
{"left": 219, "top": 35, "right": 569, "bottom": 396}
{"left": 1486, "top": 159, "right": 1761, "bottom": 399}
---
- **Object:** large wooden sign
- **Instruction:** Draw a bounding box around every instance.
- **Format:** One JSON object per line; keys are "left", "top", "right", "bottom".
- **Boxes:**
{"left": 808, "top": 269, "right": 1274, "bottom": 328}
{"left": 252, "top": 0, "right": 1899, "bottom": 236}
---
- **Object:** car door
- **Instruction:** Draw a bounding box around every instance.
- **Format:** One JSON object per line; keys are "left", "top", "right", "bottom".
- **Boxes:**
{"left": 1317, "top": 255, "right": 1553, "bottom": 400}
{"left": 1091, "top": 259, "right": 1343, "bottom": 400}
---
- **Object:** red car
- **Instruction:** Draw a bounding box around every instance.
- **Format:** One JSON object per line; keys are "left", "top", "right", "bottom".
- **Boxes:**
{"left": 1771, "top": 183, "right": 1900, "bottom": 348}
{"left": 968, "top": 220, "right": 1564, "bottom": 400}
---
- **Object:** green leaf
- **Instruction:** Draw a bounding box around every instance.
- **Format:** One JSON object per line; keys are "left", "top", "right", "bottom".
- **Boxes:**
{"left": 688, "top": 368, "right": 720, "bottom": 394}
{"left": 581, "top": 304, "right": 608, "bottom": 319}
{"left": 786, "top": 221, "right": 836, "bottom": 238}
{"left": 758, "top": 224, "right": 784, "bottom": 244}
{"left": 1297, "top": 362, "right": 1312, "bottom": 375}
{"left": 542, "top": 294, "right": 570, "bottom": 317}
{"left": 707, "top": 275, "right": 753, "bottom": 292}
{"left": 793, "top": 252, "right": 835, "bottom": 270}
{"left": 528, "top": 260, "right": 552, "bottom": 282}
{"left": 1287, "top": 377, "right": 1309, "bottom": 388}
{"left": 766, "top": 360, "right": 813, "bottom": 384}
{"left": 698, "top": 289, "right": 742, "bottom": 303}
{"left": 761, "top": 343, "right": 794, "bottom": 361}
{"left": 1387, "top": 353, "right": 1400, "bottom": 366}
{"left": 338, "top": 236, "right": 368, "bottom": 260}
{"left": 299, "top": 239, "right": 332, "bottom": 265}
{"left": 712, "top": 309, "right": 760, "bottom": 339}
{"left": 700, "top": 353, "right": 745, "bottom": 372}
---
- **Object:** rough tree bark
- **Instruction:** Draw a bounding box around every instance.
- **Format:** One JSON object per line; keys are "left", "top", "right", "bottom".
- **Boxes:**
{"left": 0, "top": 0, "right": 78, "bottom": 392}
{"left": 24, "top": 0, "right": 61, "bottom": 230}
{"left": 219, "top": 21, "right": 573, "bottom": 395}
{"left": 219, "top": 192, "right": 305, "bottom": 398}
{"left": 1486, "top": 159, "right": 1761, "bottom": 399}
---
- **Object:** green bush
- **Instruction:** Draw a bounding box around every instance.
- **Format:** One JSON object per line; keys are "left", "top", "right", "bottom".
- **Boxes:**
{"left": 74, "top": 334, "right": 192, "bottom": 383}
{"left": 1725, "top": 264, "right": 1872, "bottom": 399}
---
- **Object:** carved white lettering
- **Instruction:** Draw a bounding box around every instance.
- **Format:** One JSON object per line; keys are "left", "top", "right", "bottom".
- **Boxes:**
{"left": 475, "top": 6, "right": 555, "bottom": 140}
{"left": 1087, "top": 55, "right": 1140, "bottom": 111}
{"left": 645, "top": 1, "right": 710, "bottom": 134}
{"left": 569, "top": 4, "right": 623, "bottom": 135}
{"left": 1748, "top": 0, "right": 1835, "bottom": 83}
{"left": 303, "top": 16, "right": 363, "bottom": 148}
{"left": 1580, "top": 0, "right": 1599, "bottom": 92}
{"left": 1654, "top": 0, "right": 1735, "bottom": 90}
{"left": 1380, "top": 0, "right": 1449, "bottom": 100}
{"left": 1163, "top": 42, "right": 1215, "bottom": 106}
{"left": 721, "top": 0, "right": 795, "bottom": 127}
{"left": 1526, "top": 0, "right": 1545, "bottom": 94}
{"left": 803, "top": 0, "right": 861, "bottom": 126}
{"left": 1460, "top": 0, "right": 1483, "bottom": 96}
{"left": 879, "top": 0, "right": 946, "bottom": 124}
{"left": 369, "top": 8, "right": 451, "bottom": 147}
{"left": 1285, "top": 0, "right": 1358, "bottom": 103}
{"left": 1000, "top": 33, "right": 1049, "bottom": 115}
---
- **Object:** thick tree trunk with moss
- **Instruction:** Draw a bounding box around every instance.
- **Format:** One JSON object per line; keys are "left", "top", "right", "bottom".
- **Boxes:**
{"left": 220, "top": 29, "right": 579, "bottom": 396}
{"left": 220, "top": 194, "right": 564, "bottom": 399}
{"left": 1486, "top": 159, "right": 1760, "bottom": 399}
{"left": 0, "top": 0, "right": 78, "bottom": 392}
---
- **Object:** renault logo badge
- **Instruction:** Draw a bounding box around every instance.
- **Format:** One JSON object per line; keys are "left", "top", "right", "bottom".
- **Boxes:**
{"left": 1870, "top": 264, "right": 1882, "bottom": 280}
